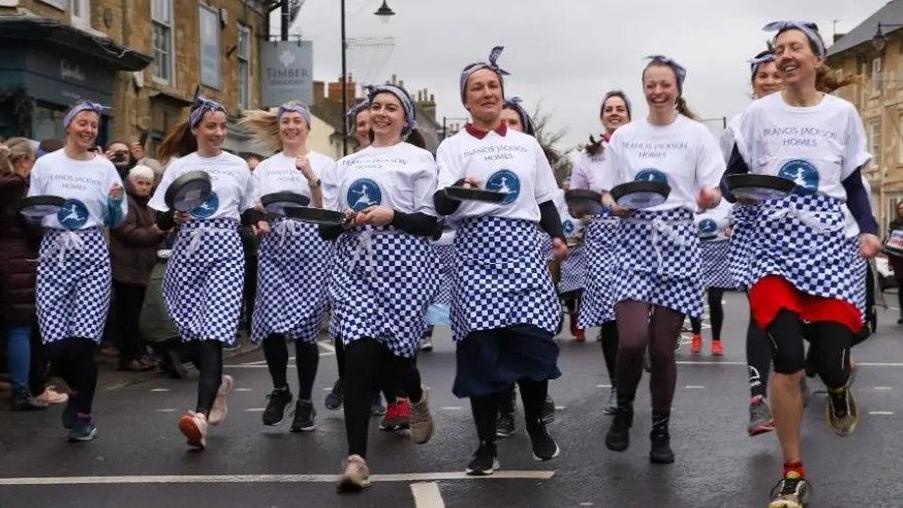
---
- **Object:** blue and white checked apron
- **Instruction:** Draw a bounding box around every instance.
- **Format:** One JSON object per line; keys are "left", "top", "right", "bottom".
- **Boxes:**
{"left": 252, "top": 218, "right": 333, "bottom": 343}
{"left": 727, "top": 203, "right": 758, "bottom": 288}
{"left": 431, "top": 243, "right": 456, "bottom": 307}
{"left": 749, "top": 193, "right": 867, "bottom": 320}
{"left": 611, "top": 207, "right": 703, "bottom": 318}
{"left": 36, "top": 227, "right": 111, "bottom": 344}
{"left": 700, "top": 239, "right": 737, "bottom": 289}
{"left": 578, "top": 212, "right": 620, "bottom": 327}
{"left": 329, "top": 226, "right": 440, "bottom": 358}
{"left": 163, "top": 218, "right": 245, "bottom": 344}
{"left": 558, "top": 243, "right": 587, "bottom": 295}
{"left": 450, "top": 216, "right": 561, "bottom": 342}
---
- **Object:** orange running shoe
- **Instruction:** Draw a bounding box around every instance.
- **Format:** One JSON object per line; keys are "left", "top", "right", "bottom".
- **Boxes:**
{"left": 711, "top": 340, "right": 724, "bottom": 356}
{"left": 575, "top": 328, "right": 586, "bottom": 342}
{"left": 690, "top": 333, "right": 702, "bottom": 354}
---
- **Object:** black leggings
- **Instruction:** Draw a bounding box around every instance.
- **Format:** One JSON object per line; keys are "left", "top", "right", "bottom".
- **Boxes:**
{"left": 746, "top": 310, "right": 772, "bottom": 399}
{"left": 615, "top": 300, "right": 684, "bottom": 412}
{"left": 343, "top": 338, "right": 422, "bottom": 458}
{"left": 768, "top": 310, "right": 851, "bottom": 389}
{"left": 263, "top": 334, "right": 319, "bottom": 400}
{"left": 470, "top": 378, "right": 548, "bottom": 444}
{"left": 112, "top": 281, "right": 148, "bottom": 364}
{"left": 47, "top": 337, "right": 97, "bottom": 416}
{"left": 186, "top": 341, "right": 223, "bottom": 415}
{"left": 599, "top": 320, "right": 619, "bottom": 386}
{"left": 690, "top": 288, "right": 725, "bottom": 339}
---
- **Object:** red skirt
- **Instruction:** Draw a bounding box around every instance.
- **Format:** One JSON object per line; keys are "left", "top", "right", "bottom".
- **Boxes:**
{"left": 749, "top": 275, "right": 862, "bottom": 333}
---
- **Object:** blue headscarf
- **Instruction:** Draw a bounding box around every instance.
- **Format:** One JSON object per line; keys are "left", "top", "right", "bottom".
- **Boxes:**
{"left": 644, "top": 55, "right": 687, "bottom": 94}
{"left": 277, "top": 102, "right": 312, "bottom": 128}
{"left": 189, "top": 95, "right": 227, "bottom": 128}
{"left": 63, "top": 101, "right": 110, "bottom": 128}
{"left": 460, "top": 46, "right": 510, "bottom": 104}
{"left": 502, "top": 97, "right": 536, "bottom": 136}
{"left": 748, "top": 50, "right": 777, "bottom": 81}
{"left": 368, "top": 84, "right": 417, "bottom": 137}
{"left": 763, "top": 21, "right": 826, "bottom": 58}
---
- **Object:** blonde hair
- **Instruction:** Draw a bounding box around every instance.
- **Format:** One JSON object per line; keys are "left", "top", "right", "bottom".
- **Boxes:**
{"left": 239, "top": 100, "right": 310, "bottom": 153}
{"left": 0, "top": 137, "right": 35, "bottom": 176}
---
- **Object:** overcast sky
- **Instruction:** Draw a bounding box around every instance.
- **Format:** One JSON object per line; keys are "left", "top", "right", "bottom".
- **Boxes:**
{"left": 289, "top": 0, "right": 889, "bottom": 153}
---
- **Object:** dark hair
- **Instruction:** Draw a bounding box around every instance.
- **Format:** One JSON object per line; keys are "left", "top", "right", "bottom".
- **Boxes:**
{"left": 405, "top": 128, "right": 426, "bottom": 149}
{"left": 158, "top": 119, "right": 196, "bottom": 163}
{"left": 599, "top": 90, "right": 631, "bottom": 121}
{"left": 38, "top": 138, "right": 64, "bottom": 153}
{"left": 104, "top": 140, "right": 130, "bottom": 151}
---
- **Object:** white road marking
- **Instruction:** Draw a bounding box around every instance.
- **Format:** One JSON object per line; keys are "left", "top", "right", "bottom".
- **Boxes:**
{"left": 240, "top": 360, "right": 268, "bottom": 366}
{"left": 149, "top": 388, "right": 169, "bottom": 392}
{"left": 322, "top": 387, "right": 332, "bottom": 391}
{"left": 684, "top": 385, "right": 705, "bottom": 389}
{"left": 440, "top": 406, "right": 462, "bottom": 411}
{"left": 245, "top": 408, "right": 265, "bottom": 412}
{"left": 318, "top": 342, "right": 336, "bottom": 353}
{"left": 596, "top": 384, "right": 612, "bottom": 388}
{"left": 672, "top": 361, "right": 903, "bottom": 367}
{"left": 411, "top": 482, "right": 445, "bottom": 508}
{"left": 868, "top": 411, "right": 894, "bottom": 415}
{"left": 235, "top": 388, "right": 252, "bottom": 392}
{"left": 0, "top": 471, "right": 556, "bottom": 486}
{"left": 155, "top": 409, "right": 176, "bottom": 413}
{"left": 874, "top": 387, "right": 893, "bottom": 390}
{"left": 579, "top": 503, "right": 594, "bottom": 507}
{"left": 555, "top": 406, "right": 566, "bottom": 410}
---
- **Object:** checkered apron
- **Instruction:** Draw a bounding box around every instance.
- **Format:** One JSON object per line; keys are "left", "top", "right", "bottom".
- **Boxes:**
{"left": 163, "top": 218, "right": 245, "bottom": 344}
{"left": 749, "top": 193, "right": 867, "bottom": 320}
{"left": 727, "top": 204, "right": 759, "bottom": 288}
{"left": 578, "top": 213, "right": 620, "bottom": 327}
{"left": 700, "top": 239, "right": 738, "bottom": 289}
{"left": 251, "top": 218, "right": 333, "bottom": 343}
{"left": 558, "top": 242, "right": 587, "bottom": 294}
{"left": 36, "top": 228, "right": 111, "bottom": 344}
{"left": 329, "top": 226, "right": 440, "bottom": 358}
{"left": 611, "top": 208, "right": 703, "bottom": 318}
{"left": 431, "top": 243, "right": 456, "bottom": 306}
{"left": 450, "top": 216, "right": 561, "bottom": 342}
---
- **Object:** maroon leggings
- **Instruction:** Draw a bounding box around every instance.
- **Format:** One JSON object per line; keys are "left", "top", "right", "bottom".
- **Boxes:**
{"left": 614, "top": 300, "right": 684, "bottom": 412}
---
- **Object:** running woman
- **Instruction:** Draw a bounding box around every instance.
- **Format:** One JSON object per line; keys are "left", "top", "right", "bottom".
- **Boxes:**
{"left": 726, "top": 23, "right": 880, "bottom": 508}
{"left": 577, "top": 90, "right": 632, "bottom": 415}
{"left": 322, "top": 84, "right": 439, "bottom": 491}
{"left": 598, "top": 55, "right": 723, "bottom": 464}
{"left": 150, "top": 96, "right": 256, "bottom": 450}
{"left": 240, "top": 101, "right": 336, "bottom": 431}
{"left": 27, "top": 101, "right": 127, "bottom": 442}
{"left": 689, "top": 200, "right": 737, "bottom": 356}
{"left": 435, "top": 47, "right": 566, "bottom": 476}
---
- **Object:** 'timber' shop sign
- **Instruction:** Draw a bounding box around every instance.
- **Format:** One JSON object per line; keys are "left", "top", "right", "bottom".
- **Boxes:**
{"left": 260, "top": 41, "right": 313, "bottom": 107}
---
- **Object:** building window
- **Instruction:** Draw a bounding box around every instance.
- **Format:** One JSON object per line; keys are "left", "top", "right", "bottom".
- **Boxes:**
{"left": 238, "top": 25, "right": 251, "bottom": 110}
{"left": 868, "top": 122, "right": 881, "bottom": 168}
{"left": 71, "top": 0, "right": 90, "bottom": 28}
{"left": 38, "top": 0, "right": 67, "bottom": 10}
{"left": 198, "top": 5, "right": 221, "bottom": 89}
{"left": 151, "top": 0, "right": 174, "bottom": 84}
{"left": 872, "top": 57, "right": 883, "bottom": 94}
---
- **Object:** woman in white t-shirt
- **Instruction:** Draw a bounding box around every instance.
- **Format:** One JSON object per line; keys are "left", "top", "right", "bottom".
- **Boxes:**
{"left": 28, "top": 101, "right": 127, "bottom": 442}
{"left": 726, "top": 23, "right": 881, "bottom": 507}
{"left": 689, "top": 201, "right": 737, "bottom": 355}
{"left": 321, "top": 84, "right": 439, "bottom": 492}
{"left": 149, "top": 96, "right": 256, "bottom": 451}
{"left": 577, "top": 90, "right": 632, "bottom": 415}
{"left": 598, "top": 55, "right": 723, "bottom": 464}
{"left": 434, "top": 47, "right": 567, "bottom": 476}
{"left": 239, "top": 101, "right": 336, "bottom": 432}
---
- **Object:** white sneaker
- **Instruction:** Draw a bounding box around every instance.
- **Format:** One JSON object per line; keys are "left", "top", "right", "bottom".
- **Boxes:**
{"left": 208, "top": 375, "right": 234, "bottom": 426}
{"left": 337, "top": 454, "right": 371, "bottom": 491}
{"left": 178, "top": 411, "right": 208, "bottom": 449}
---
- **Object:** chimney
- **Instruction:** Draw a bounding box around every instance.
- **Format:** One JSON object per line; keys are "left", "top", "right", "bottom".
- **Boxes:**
{"left": 418, "top": 87, "right": 437, "bottom": 122}
{"left": 313, "top": 81, "right": 325, "bottom": 104}
{"left": 327, "top": 75, "right": 357, "bottom": 106}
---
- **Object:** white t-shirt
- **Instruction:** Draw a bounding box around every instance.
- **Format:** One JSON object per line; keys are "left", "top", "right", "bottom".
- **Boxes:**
{"left": 149, "top": 151, "right": 255, "bottom": 220}
{"left": 719, "top": 114, "right": 742, "bottom": 165}
{"left": 571, "top": 142, "right": 609, "bottom": 191}
{"left": 596, "top": 115, "right": 725, "bottom": 212}
{"left": 329, "top": 142, "right": 437, "bottom": 216}
{"left": 28, "top": 149, "right": 126, "bottom": 230}
{"left": 436, "top": 128, "right": 558, "bottom": 222}
{"left": 694, "top": 200, "right": 732, "bottom": 240}
{"left": 251, "top": 151, "right": 336, "bottom": 206}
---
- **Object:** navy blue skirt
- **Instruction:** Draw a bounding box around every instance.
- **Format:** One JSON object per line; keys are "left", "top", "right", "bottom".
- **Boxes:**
{"left": 453, "top": 325, "right": 561, "bottom": 398}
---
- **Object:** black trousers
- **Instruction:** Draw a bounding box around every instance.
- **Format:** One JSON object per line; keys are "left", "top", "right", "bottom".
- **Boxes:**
{"left": 47, "top": 337, "right": 97, "bottom": 416}
{"left": 112, "top": 281, "right": 147, "bottom": 364}
{"left": 186, "top": 340, "right": 223, "bottom": 415}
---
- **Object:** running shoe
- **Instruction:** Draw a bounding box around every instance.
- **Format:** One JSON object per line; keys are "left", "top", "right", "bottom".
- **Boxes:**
{"left": 769, "top": 473, "right": 811, "bottom": 508}
{"left": 605, "top": 405, "right": 632, "bottom": 451}
{"left": 208, "top": 374, "right": 233, "bottom": 425}
{"left": 337, "top": 454, "right": 370, "bottom": 492}
{"left": 826, "top": 384, "right": 858, "bottom": 437}
{"left": 420, "top": 334, "right": 433, "bottom": 352}
{"left": 649, "top": 428, "right": 674, "bottom": 464}
{"left": 290, "top": 400, "right": 317, "bottom": 432}
{"left": 379, "top": 400, "right": 411, "bottom": 430}
{"left": 496, "top": 411, "right": 516, "bottom": 438}
{"left": 11, "top": 387, "right": 48, "bottom": 411}
{"left": 68, "top": 419, "right": 97, "bottom": 442}
{"left": 575, "top": 328, "right": 586, "bottom": 342}
{"left": 711, "top": 339, "right": 724, "bottom": 356}
{"left": 324, "top": 378, "right": 344, "bottom": 410}
{"left": 409, "top": 390, "right": 434, "bottom": 444}
{"left": 35, "top": 385, "right": 68, "bottom": 405}
{"left": 262, "top": 388, "right": 293, "bottom": 426}
{"left": 748, "top": 395, "right": 775, "bottom": 436}
{"left": 527, "top": 421, "right": 560, "bottom": 461}
{"left": 690, "top": 333, "right": 703, "bottom": 354}
{"left": 370, "top": 392, "right": 386, "bottom": 416}
{"left": 465, "top": 442, "right": 499, "bottom": 476}
{"left": 603, "top": 387, "right": 618, "bottom": 416}
{"left": 178, "top": 411, "right": 208, "bottom": 449}
{"left": 540, "top": 394, "right": 556, "bottom": 424}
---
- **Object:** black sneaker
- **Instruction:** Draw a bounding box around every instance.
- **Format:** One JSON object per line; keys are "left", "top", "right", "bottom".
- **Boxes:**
{"left": 290, "top": 400, "right": 317, "bottom": 432}
{"left": 324, "top": 378, "right": 343, "bottom": 410}
{"left": 605, "top": 405, "right": 632, "bottom": 451}
{"left": 68, "top": 419, "right": 97, "bottom": 442}
{"left": 768, "top": 474, "right": 811, "bottom": 508}
{"left": 496, "top": 412, "right": 516, "bottom": 438}
{"left": 465, "top": 442, "right": 499, "bottom": 476}
{"left": 649, "top": 429, "right": 675, "bottom": 464}
{"left": 540, "top": 395, "right": 555, "bottom": 424}
{"left": 262, "top": 388, "right": 293, "bottom": 426}
{"left": 526, "top": 422, "right": 560, "bottom": 461}
{"left": 62, "top": 400, "right": 77, "bottom": 430}
{"left": 10, "top": 388, "right": 48, "bottom": 411}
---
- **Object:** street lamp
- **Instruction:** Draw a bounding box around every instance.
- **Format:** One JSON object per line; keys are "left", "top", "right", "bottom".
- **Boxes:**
{"left": 341, "top": 1, "right": 395, "bottom": 156}
{"left": 872, "top": 23, "right": 903, "bottom": 51}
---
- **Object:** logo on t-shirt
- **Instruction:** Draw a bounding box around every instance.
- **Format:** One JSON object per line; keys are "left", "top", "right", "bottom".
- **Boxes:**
{"left": 634, "top": 168, "right": 668, "bottom": 184}
{"left": 191, "top": 192, "right": 220, "bottom": 219}
{"left": 778, "top": 160, "right": 819, "bottom": 195}
{"left": 562, "top": 219, "right": 575, "bottom": 237}
{"left": 485, "top": 170, "right": 520, "bottom": 204}
{"left": 698, "top": 218, "right": 718, "bottom": 238}
{"left": 347, "top": 178, "right": 382, "bottom": 211}
{"left": 57, "top": 199, "right": 88, "bottom": 230}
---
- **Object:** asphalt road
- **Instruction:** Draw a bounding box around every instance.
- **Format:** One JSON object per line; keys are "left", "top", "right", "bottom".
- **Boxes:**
{"left": 1, "top": 291, "right": 901, "bottom": 508}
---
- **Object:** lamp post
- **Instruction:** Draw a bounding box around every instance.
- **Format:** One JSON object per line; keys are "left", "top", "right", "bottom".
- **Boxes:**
{"left": 342, "top": 0, "right": 396, "bottom": 156}
{"left": 872, "top": 23, "right": 903, "bottom": 51}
